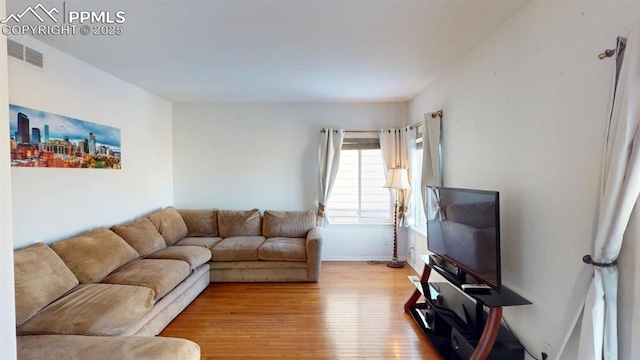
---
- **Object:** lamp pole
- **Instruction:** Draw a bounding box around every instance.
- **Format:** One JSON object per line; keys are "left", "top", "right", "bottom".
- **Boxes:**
{"left": 388, "top": 191, "right": 404, "bottom": 268}
{"left": 383, "top": 168, "right": 410, "bottom": 269}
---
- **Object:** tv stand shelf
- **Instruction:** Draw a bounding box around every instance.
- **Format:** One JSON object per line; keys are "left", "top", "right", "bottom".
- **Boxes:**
{"left": 406, "top": 255, "right": 531, "bottom": 360}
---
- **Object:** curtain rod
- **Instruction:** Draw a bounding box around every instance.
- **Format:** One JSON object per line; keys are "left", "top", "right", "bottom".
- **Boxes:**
{"left": 320, "top": 129, "right": 378, "bottom": 133}
{"left": 321, "top": 129, "right": 415, "bottom": 134}
{"left": 321, "top": 109, "right": 443, "bottom": 133}
{"left": 409, "top": 109, "right": 444, "bottom": 129}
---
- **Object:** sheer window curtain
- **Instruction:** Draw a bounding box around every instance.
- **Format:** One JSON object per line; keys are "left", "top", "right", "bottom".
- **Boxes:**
{"left": 318, "top": 128, "right": 344, "bottom": 225}
{"left": 421, "top": 113, "right": 443, "bottom": 220}
{"left": 379, "top": 129, "right": 413, "bottom": 226}
{"left": 552, "top": 30, "right": 640, "bottom": 360}
{"left": 403, "top": 126, "right": 417, "bottom": 226}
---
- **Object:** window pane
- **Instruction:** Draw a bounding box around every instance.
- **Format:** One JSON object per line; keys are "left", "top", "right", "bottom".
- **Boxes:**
{"left": 360, "top": 150, "right": 390, "bottom": 221}
{"left": 327, "top": 149, "right": 391, "bottom": 224}
{"left": 328, "top": 150, "right": 358, "bottom": 211}
{"left": 413, "top": 147, "right": 427, "bottom": 231}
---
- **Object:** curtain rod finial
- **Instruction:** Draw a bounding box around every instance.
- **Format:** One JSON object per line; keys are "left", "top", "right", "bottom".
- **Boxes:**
{"left": 598, "top": 49, "right": 615, "bottom": 59}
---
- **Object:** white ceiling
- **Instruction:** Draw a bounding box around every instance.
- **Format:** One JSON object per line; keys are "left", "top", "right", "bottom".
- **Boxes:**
{"left": 7, "top": 0, "right": 530, "bottom": 103}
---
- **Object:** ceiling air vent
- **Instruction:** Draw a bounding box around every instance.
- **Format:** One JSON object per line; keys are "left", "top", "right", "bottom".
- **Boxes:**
{"left": 7, "top": 39, "right": 24, "bottom": 61}
{"left": 25, "top": 46, "right": 44, "bottom": 68}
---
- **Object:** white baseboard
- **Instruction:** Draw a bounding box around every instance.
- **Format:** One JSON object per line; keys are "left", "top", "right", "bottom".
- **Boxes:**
{"left": 407, "top": 260, "right": 421, "bottom": 274}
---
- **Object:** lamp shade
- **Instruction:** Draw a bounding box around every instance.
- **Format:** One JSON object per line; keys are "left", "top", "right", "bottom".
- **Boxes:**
{"left": 383, "top": 168, "right": 411, "bottom": 190}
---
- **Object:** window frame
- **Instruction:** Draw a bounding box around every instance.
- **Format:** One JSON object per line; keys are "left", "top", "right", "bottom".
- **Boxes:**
{"left": 325, "top": 140, "right": 393, "bottom": 225}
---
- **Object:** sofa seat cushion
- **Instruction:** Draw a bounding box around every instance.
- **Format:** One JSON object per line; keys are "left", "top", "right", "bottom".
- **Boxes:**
{"left": 50, "top": 227, "right": 139, "bottom": 284}
{"left": 174, "top": 236, "right": 223, "bottom": 249}
{"left": 258, "top": 237, "right": 307, "bottom": 262}
{"left": 179, "top": 209, "right": 219, "bottom": 237}
{"left": 102, "top": 259, "right": 190, "bottom": 300}
{"left": 146, "top": 246, "right": 212, "bottom": 271}
{"left": 17, "top": 335, "right": 201, "bottom": 360}
{"left": 148, "top": 206, "right": 189, "bottom": 246}
{"left": 211, "top": 236, "right": 266, "bottom": 261}
{"left": 110, "top": 217, "right": 166, "bottom": 256}
{"left": 17, "top": 284, "right": 155, "bottom": 336}
{"left": 262, "top": 210, "right": 316, "bottom": 238}
{"left": 14, "top": 243, "right": 80, "bottom": 326}
{"left": 210, "top": 260, "right": 307, "bottom": 270}
{"left": 218, "top": 209, "right": 262, "bottom": 238}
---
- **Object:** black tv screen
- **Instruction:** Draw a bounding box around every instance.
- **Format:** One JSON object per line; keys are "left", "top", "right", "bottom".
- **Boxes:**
{"left": 425, "top": 186, "right": 501, "bottom": 290}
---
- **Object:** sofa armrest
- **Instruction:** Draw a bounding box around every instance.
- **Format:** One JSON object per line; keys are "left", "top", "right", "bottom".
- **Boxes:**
{"left": 305, "top": 226, "right": 323, "bottom": 282}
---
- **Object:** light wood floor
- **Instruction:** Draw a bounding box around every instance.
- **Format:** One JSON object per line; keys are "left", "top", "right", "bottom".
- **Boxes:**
{"left": 160, "top": 261, "right": 442, "bottom": 359}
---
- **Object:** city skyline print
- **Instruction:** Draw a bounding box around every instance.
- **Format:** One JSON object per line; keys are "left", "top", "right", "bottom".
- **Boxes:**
{"left": 9, "top": 104, "right": 121, "bottom": 169}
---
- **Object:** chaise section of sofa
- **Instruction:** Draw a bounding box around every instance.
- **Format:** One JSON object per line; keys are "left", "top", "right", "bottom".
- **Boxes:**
{"left": 17, "top": 335, "right": 200, "bottom": 360}
{"left": 15, "top": 237, "right": 157, "bottom": 337}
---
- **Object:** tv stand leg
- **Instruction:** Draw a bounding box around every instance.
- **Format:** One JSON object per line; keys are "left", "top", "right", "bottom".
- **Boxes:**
{"left": 470, "top": 306, "right": 503, "bottom": 360}
{"left": 404, "top": 289, "right": 421, "bottom": 313}
{"left": 404, "top": 262, "right": 432, "bottom": 313}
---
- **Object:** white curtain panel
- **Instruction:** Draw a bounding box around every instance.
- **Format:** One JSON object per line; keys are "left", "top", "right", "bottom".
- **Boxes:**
{"left": 630, "top": 205, "right": 640, "bottom": 360}
{"left": 552, "top": 29, "right": 640, "bottom": 360}
{"left": 402, "top": 126, "right": 417, "bottom": 226}
{"left": 379, "top": 129, "right": 412, "bottom": 226}
{"left": 421, "top": 113, "right": 443, "bottom": 217}
{"left": 379, "top": 129, "right": 400, "bottom": 176}
{"left": 317, "top": 128, "right": 344, "bottom": 225}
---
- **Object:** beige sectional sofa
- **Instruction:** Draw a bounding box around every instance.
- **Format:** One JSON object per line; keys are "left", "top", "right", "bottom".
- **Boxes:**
{"left": 14, "top": 207, "right": 322, "bottom": 360}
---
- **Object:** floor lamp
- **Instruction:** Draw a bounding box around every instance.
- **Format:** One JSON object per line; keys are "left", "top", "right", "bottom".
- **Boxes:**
{"left": 384, "top": 168, "right": 411, "bottom": 269}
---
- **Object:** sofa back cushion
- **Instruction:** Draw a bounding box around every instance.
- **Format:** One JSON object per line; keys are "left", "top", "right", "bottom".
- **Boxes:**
{"left": 262, "top": 210, "right": 316, "bottom": 238}
{"left": 111, "top": 218, "right": 167, "bottom": 256}
{"left": 50, "top": 227, "right": 139, "bottom": 284}
{"left": 178, "top": 209, "right": 219, "bottom": 237}
{"left": 218, "top": 209, "right": 262, "bottom": 238}
{"left": 14, "top": 243, "right": 79, "bottom": 326}
{"left": 147, "top": 206, "right": 189, "bottom": 245}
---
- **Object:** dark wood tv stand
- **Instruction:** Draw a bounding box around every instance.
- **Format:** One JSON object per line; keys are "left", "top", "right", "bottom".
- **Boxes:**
{"left": 405, "top": 255, "right": 531, "bottom": 360}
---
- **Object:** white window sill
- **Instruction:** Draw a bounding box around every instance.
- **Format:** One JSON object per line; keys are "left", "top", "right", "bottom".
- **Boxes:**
{"left": 409, "top": 225, "right": 428, "bottom": 238}
{"left": 324, "top": 222, "right": 393, "bottom": 228}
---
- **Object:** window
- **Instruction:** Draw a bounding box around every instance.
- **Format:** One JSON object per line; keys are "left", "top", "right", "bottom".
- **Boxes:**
{"left": 412, "top": 148, "right": 427, "bottom": 232}
{"left": 326, "top": 148, "right": 392, "bottom": 224}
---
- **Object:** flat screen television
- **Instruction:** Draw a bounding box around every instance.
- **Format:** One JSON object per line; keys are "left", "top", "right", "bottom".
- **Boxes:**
{"left": 425, "top": 186, "right": 501, "bottom": 290}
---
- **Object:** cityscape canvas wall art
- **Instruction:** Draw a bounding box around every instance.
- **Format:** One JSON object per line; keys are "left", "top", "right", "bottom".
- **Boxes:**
{"left": 9, "top": 104, "right": 121, "bottom": 169}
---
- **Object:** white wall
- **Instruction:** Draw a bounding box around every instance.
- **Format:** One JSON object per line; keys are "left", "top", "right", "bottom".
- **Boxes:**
{"left": 9, "top": 37, "right": 174, "bottom": 248}
{"left": 172, "top": 103, "right": 408, "bottom": 260}
{"left": 408, "top": 0, "right": 639, "bottom": 358}
{"left": 0, "top": 0, "right": 17, "bottom": 358}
